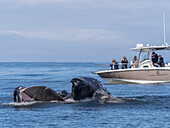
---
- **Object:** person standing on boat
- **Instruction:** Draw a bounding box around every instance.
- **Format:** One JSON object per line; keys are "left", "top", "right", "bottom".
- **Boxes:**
{"left": 152, "top": 52, "right": 158, "bottom": 65}
{"left": 110, "top": 59, "right": 119, "bottom": 70}
{"left": 121, "top": 57, "right": 128, "bottom": 69}
{"left": 130, "top": 56, "right": 139, "bottom": 68}
{"left": 154, "top": 55, "right": 165, "bottom": 67}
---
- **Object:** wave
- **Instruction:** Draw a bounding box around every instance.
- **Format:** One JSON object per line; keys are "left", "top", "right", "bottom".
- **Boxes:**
{"left": 17, "top": 74, "right": 49, "bottom": 77}
{"left": 2, "top": 101, "right": 40, "bottom": 106}
{"left": 2, "top": 94, "right": 169, "bottom": 107}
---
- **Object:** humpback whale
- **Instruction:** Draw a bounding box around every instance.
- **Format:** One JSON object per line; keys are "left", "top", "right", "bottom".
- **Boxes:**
{"left": 13, "top": 86, "right": 64, "bottom": 102}
{"left": 13, "top": 77, "right": 121, "bottom": 103}
{"left": 70, "top": 77, "right": 110, "bottom": 100}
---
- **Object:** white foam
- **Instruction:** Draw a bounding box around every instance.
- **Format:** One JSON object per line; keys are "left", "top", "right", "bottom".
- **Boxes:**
{"left": 3, "top": 101, "right": 39, "bottom": 106}
{"left": 64, "top": 98, "right": 77, "bottom": 103}
{"left": 50, "top": 100, "right": 65, "bottom": 103}
{"left": 79, "top": 98, "right": 94, "bottom": 102}
{"left": 1, "top": 98, "right": 94, "bottom": 106}
{"left": 65, "top": 98, "right": 94, "bottom": 103}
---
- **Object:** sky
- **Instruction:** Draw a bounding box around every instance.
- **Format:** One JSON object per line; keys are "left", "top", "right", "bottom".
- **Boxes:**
{"left": 0, "top": 0, "right": 170, "bottom": 62}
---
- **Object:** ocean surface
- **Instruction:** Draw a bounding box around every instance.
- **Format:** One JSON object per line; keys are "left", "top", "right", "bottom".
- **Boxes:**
{"left": 0, "top": 62, "right": 169, "bottom": 128}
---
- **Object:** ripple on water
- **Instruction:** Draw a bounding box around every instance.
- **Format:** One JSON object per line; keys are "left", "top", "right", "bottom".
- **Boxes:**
{"left": 0, "top": 62, "right": 169, "bottom": 128}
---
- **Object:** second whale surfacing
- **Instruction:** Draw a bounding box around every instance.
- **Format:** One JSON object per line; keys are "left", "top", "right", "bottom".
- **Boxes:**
{"left": 13, "top": 77, "right": 123, "bottom": 104}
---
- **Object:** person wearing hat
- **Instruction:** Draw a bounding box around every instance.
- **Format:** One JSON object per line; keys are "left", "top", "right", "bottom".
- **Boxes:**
{"left": 152, "top": 52, "right": 158, "bottom": 65}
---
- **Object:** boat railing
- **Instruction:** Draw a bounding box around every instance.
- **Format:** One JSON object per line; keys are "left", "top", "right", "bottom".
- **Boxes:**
{"left": 165, "top": 63, "right": 170, "bottom": 67}
{"left": 95, "top": 62, "right": 131, "bottom": 70}
{"left": 95, "top": 61, "right": 170, "bottom": 71}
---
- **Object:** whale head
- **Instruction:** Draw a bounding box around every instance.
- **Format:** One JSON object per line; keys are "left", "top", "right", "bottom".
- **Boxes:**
{"left": 13, "top": 86, "right": 32, "bottom": 102}
{"left": 13, "top": 86, "right": 64, "bottom": 102}
{"left": 70, "top": 77, "right": 103, "bottom": 100}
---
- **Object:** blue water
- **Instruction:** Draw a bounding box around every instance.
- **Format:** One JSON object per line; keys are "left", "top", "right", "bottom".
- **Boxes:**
{"left": 0, "top": 62, "right": 169, "bottom": 128}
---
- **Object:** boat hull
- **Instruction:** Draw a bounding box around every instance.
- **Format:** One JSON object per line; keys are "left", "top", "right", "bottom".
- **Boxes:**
{"left": 96, "top": 68, "right": 170, "bottom": 84}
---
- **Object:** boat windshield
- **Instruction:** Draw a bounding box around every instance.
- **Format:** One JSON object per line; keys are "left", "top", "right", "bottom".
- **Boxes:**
{"left": 139, "top": 52, "right": 151, "bottom": 62}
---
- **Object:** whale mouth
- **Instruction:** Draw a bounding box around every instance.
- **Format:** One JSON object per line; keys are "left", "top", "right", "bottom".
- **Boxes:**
{"left": 70, "top": 78, "right": 98, "bottom": 100}
{"left": 20, "top": 92, "right": 32, "bottom": 102}
{"left": 13, "top": 86, "right": 33, "bottom": 102}
{"left": 71, "top": 81, "right": 94, "bottom": 100}
{"left": 14, "top": 86, "right": 65, "bottom": 102}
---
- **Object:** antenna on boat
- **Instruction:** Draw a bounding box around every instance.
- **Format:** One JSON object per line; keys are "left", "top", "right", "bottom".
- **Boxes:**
{"left": 163, "top": 10, "right": 168, "bottom": 45}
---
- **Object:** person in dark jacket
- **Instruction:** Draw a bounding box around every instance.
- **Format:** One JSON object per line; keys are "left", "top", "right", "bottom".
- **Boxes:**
{"left": 110, "top": 59, "right": 119, "bottom": 70}
{"left": 152, "top": 52, "right": 158, "bottom": 65}
{"left": 154, "top": 55, "right": 165, "bottom": 67}
{"left": 121, "top": 57, "right": 128, "bottom": 69}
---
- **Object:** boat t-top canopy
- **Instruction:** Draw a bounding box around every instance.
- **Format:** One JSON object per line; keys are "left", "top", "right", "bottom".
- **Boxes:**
{"left": 130, "top": 44, "right": 170, "bottom": 52}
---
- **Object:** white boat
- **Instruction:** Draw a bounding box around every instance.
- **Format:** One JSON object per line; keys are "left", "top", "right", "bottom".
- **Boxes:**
{"left": 95, "top": 11, "right": 170, "bottom": 84}
{"left": 95, "top": 44, "right": 170, "bottom": 84}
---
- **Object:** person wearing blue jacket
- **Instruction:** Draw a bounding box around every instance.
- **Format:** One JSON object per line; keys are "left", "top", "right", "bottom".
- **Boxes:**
{"left": 110, "top": 59, "right": 119, "bottom": 70}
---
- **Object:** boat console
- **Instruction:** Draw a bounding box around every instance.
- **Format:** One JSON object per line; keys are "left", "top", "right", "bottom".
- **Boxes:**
{"left": 139, "top": 60, "right": 154, "bottom": 68}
